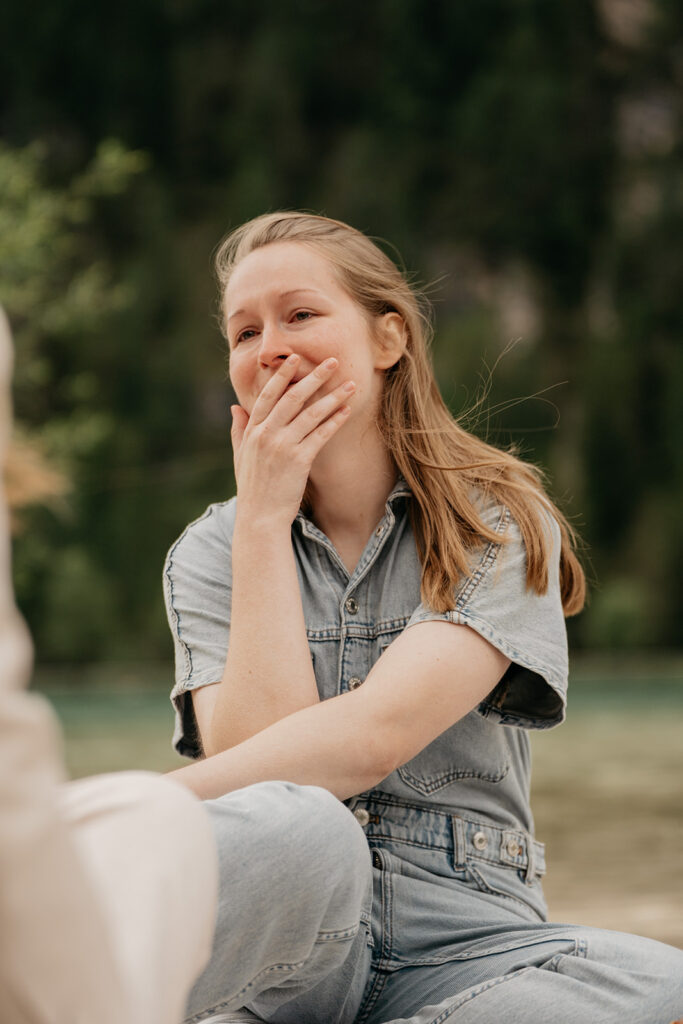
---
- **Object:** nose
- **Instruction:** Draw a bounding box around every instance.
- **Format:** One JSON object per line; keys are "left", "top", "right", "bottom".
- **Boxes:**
{"left": 257, "top": 324, "right": 294, "bottom": 369}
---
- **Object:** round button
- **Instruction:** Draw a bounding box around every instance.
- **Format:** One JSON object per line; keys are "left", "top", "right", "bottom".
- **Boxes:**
{"left": 506, "top": 839, "right": 521, "bottom": 858}
{"left": 345, "top": 597, "right": 359, "bottom": 614}
{"left": 372, "top": 850, "right": 381, "bottom": 868}
{"left": 348, "top": 676, "right": 364, "bottom": 690}
{"left": 375, "top": 525, "right": 384, "bottom": 537}
{"left": 472, "top": 831, "right": 488, "bottom": 851}
{"left": 353, "top": 808, "right": 370, "bottom": 827}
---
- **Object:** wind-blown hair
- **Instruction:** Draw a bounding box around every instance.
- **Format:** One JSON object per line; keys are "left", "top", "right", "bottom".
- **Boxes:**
{"left": 215, "top": 212, "right": 585, "bottom": 616}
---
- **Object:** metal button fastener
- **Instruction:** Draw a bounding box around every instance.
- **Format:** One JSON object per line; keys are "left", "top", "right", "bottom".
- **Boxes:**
{"left": 345, "top": 597, "right": 359, "bottom": 614}
{"left": 472, "top": 831, "right": 488, "bottom": 851}
{"left": 354, "top": 808, "right": 370, "bottom": 827}
{"left": 375, "top": 525, "right": 384, "bottom": 537}
{"left": 372, "top": 850, "right": 382, "bottom": 868}
{"left": 348, "top": 676, "right": 364, "bottom": 690}
{"left": 506, "top": 838, "right": 521, "bottom": 858}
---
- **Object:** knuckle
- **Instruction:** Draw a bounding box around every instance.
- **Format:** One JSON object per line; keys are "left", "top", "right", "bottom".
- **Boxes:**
{"left": 285, "top": 389, "right": 305, "bottom": 410}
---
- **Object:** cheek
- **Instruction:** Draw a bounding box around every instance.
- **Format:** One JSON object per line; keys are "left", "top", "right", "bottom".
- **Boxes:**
{"left": 315, "top": 320, "right": 373, "bottom": 375}
{"left": 308, "top": 324, "right": 343, "bottom": 363}
{"left": 228, "top": 356, "right": 253, "bottom": 408}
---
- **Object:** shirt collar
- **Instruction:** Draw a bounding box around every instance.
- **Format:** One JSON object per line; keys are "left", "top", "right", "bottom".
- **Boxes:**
{"left": 294, "top": 475, "right": 411, "bottom": 530}
{"left": 385, "top": 475, "right": 412, "bottom": 510}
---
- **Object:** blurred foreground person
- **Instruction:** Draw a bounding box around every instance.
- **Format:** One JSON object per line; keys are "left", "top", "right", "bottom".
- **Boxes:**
{"left": 0, "top": 306, "right": 218, "bottom": 1024}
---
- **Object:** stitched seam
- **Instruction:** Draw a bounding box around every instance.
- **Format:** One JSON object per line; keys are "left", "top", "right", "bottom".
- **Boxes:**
{"left": 547, "top": 947, "right": 579, "bottom": 972}
{"left": 165, "top": 504, "right": 225, "bottom": 684}
{"left": 466, "top": 863, "right": 544, "bottom": 914}
{"left": 453, "top": 608, "right": 567, "bottom": 695}
{"left": 185, "top": 961, "right": 304, "bottom": 1024}
{"left": 314, "top": 924, "right": 360, "bottom": 942}
{"left": 428, "top": 967, "right": 536, "bottom": 1022}
{"left": 454, "top": 506, "right": 510, "bottom": 610}
{"left": 356, "top": 792, "right": 537, "bottom": 831}
{"left": 397, "top": 762, "right": 510, "bottom": 790}
{"left": 353, "top": 969, "right": 389, "bottom": 1024}
{"left": 305, "top": 616, "right": 411, "bottom": 641}
{"left": 366, "top": 832, "right": 543, "bottom": 874}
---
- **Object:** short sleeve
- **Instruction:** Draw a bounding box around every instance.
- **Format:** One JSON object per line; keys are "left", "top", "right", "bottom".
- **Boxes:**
{"left": 406, "top": 503, "right": 568, "bottom": 729}
{"left": 162, "top": 499, "right": 236, "bottom": 757}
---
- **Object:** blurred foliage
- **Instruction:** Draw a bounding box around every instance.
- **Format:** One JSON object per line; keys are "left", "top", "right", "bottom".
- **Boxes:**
{"left": 1, "top": 0, "right": 681, "bottom": 660}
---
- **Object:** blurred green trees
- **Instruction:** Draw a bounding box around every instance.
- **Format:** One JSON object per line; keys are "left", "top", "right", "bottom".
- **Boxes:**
{"left": 1, "top": 0, "right": 681, "bottom": 659}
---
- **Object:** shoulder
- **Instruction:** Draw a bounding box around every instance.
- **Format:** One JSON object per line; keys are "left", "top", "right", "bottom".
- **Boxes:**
{"left": 465, "top": 492, "right": 561, "bottom": 590}
{"left": 164, "top": 497, "right": 237, "bottom": 578}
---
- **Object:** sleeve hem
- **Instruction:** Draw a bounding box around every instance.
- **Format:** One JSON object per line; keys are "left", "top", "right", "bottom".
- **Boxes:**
{"left": 405, "top": 607, "right": 567, "bottom": 730}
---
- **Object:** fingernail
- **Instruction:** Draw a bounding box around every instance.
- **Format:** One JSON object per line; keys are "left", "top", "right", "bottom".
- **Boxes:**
{"left": 286, "top": 354, "right": 299, "bottom": 364}
{"left": 343, "top": 380, "right": 356, "bottom": 393}
{"left": 323, "top": 357, "right": 338, "bottom": 369}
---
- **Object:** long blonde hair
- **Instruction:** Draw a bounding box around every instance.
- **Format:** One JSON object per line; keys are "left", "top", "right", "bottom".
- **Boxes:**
{"left": 215, "top": 212, "right": 585, "bottom": 616}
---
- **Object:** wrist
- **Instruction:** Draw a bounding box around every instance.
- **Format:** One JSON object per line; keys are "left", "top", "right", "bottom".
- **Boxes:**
{"left": 233, "top": 505, "right": 294, "bottom": 541}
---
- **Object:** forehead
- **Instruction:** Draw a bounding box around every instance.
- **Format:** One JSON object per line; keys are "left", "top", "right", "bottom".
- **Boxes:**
{"left": 224, "top": 241, "right": 346, "bottom": 311}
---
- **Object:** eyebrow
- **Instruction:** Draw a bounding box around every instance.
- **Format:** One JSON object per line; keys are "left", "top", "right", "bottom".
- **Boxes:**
{"left": 227, "top": 288, "right": 324, "bottom": 324}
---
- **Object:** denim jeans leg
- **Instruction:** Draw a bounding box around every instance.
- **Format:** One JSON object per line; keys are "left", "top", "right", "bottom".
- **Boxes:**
{"left": 184, "top": 780, "right": 373, "bottom": 1024}
{"left": 363, "top": 925, "right": 683, "bottom": 1024}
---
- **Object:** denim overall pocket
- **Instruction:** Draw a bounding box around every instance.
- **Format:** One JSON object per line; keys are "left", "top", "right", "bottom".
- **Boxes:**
{"left": 377, "top": 640, "right": 511, "bottom": 798}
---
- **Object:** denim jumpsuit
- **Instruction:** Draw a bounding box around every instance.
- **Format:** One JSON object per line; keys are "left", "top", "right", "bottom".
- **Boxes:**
{"left": 164, "top": 480, "right": 683, "bottom": 1024}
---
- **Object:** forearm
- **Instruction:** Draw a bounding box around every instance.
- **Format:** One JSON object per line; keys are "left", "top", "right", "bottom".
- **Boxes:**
{"left": 171, "top": 688, "right": 392, "bottom": 802}
{"left": 208, "top": 512, "right": 319, "bottom": 754}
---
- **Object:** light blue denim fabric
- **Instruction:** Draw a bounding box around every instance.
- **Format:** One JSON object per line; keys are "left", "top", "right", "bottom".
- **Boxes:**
{"left": 184, "top": 782, "right": 683, "bottom": 1024}
{"left": 164, "top": 481, "right": 683, "bottom": 1022}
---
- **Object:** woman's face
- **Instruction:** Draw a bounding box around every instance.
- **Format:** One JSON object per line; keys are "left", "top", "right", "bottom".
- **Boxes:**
{"left": 224, "top": 241, "right": 388, "bottom": 421}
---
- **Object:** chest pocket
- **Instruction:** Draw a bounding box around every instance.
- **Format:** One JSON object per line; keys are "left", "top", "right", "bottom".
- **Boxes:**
{"left": 379, "top": 640, "right": 511, "bottom": 796}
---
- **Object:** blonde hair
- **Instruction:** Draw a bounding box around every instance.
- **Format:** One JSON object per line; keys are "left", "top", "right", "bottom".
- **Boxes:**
{"left": 215, "top": 211, "right": 585, "bottom": 616}
{"left": 4, "top": 435, "right": 66, "bottom": 532}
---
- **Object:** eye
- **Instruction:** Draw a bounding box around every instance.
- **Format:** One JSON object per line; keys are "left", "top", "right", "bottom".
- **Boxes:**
{"left": 291, "top": 310, "right": 314, "bottom": 323}
{"left": 234, "top": 328, "right": 258, "bottom": 345}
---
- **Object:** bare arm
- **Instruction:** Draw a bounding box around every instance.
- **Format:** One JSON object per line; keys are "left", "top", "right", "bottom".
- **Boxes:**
{"left": 199, "top": 354, "right": 355, "bottom": 756}
{"left": 170, "top": 620, "right": 510, "bottom": 802}
{"left": 199, "top": 517, "right": 319, "bottom": 756}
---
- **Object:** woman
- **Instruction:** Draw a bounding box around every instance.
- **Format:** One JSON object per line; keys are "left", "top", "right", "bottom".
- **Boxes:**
{"left": 164, "top": 212, "right": 683, "bottom": 1024}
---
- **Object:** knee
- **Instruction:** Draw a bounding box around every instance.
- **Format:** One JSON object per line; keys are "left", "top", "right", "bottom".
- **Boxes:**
{"left": 281, "top": 782, "right": 370, "bottom": 868}
{"left": 209, "top": 781, "right": 371, "bottom": 905}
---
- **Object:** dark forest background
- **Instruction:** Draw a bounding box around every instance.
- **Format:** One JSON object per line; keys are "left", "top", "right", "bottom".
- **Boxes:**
{"left": 1, "top": 0, "right": 682, "bottom": 664}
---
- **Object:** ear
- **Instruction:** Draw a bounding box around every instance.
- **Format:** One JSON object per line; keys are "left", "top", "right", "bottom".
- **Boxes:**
{"left": 373, "top": 312, "right": 407, "bottom": 370}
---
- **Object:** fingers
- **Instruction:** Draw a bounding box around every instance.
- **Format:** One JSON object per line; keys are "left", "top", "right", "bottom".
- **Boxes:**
{"left": 297, "top": 404, "right": 352, "bottom": 463}
{"left": 249, "top": 356, "right": 340, "bottom": 428}
{"left": 247, "top": 354, "right": 301, "bottom": 426}
{"left": 288, "top": 379, "right": 356, "bottom": 444}
{"left": 230, "top": 405, "right": 249, "bottom": 462}
{"left": 273, "top": 357, "right": 341, "bottom": 426}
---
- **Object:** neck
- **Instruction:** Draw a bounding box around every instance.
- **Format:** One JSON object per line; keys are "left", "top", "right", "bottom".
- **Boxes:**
{"left": 306, "top": 423, "right": 397, "bottom": 568}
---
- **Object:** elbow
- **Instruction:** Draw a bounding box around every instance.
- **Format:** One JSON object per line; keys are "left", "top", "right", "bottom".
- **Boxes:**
{"left": 200, "top": 736, "right": 221, "bottom": 760}
{"left": 350, "top": 695, "right": 403, "bottom": 787}
{"left": 201, "top": 722, "right": 239, "bottom": 760}
{"left": 363, "top": 728, "right": 401, "bottom": 787}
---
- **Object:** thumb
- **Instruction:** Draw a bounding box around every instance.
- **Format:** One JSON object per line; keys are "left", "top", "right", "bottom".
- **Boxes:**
{"left": 230, "top": 405, "right": 249, "bottom": 459}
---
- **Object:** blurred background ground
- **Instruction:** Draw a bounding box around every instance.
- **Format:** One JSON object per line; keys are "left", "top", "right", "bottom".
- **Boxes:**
{"left": 36, "top": 654, "right": 683, "bottom": 950}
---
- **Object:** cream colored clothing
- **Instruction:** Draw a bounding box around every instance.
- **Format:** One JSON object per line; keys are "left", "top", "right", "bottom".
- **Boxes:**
{"left": 0, "top": 306, "right": 218, "bottom": 1024}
